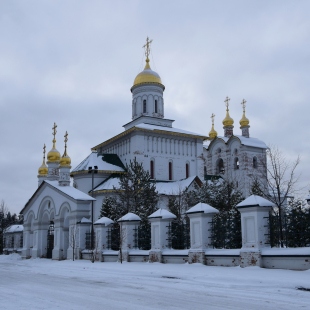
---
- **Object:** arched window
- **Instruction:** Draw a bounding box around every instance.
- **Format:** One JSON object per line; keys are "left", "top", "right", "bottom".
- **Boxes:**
{"left": 143, "top": 100, "right": 147, "bottom": 113}
{"left": 169, "top": 161, "right": 173, "bottom": 180}
{"left": 186, "top": 163, "right": 189, "bottom": 178}
{"left": 234, "top": 157, "right": 239, "bottom": 170}
{"left": 150, "top": 160, "right": 154, "bottom": 179}
{"left": 155, "top": 100, "right": 158, "bottom": 113}
{"left": 216, "top": 158, "right": 224, "bottom": 174}
{"left": 253, "top": 156, "right": 258, "bottom": 169}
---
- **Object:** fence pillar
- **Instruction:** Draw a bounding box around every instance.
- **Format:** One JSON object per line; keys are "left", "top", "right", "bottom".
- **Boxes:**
{"left": 94, "top": 217, "right": 114, "bottom": 261}
{"left": 186, "top": 202, "right": 219, "bottom": 264}
{"left": 118, "top": 213, "right": 141, "bottom": 262}
{"left": 22, "top": 224, "right": 31, "bottom": 258}
{"left": 236, "top": 195, "right": 274, "bottom": 267}
{"left": 148, "top": 209, "right": 176, "bottom": 263}
{"left": 76, "top": 217, "right": 91, "bottom": 259}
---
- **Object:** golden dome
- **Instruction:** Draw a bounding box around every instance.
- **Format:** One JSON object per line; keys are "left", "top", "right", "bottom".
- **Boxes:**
{"left": 38, "top": 144, "right": 48, "bottom": 176}
{"left": 47, "top": 122, "right": 60, "bottom": 163}
{"left": 60, "top": 131, "right": 71, "bottom": 167}
{"left": 47, "top": 147, "right": 61, "bottom": 163}
{"left": 133, "top": 60, "right": 164, "bottom": 88}
{"left": 222, "top": 110, "right": 234, "bottom": 127}
{"left": 239, "top": 112, "right": 250, "bottom": 127}
{"left": 209, "top": 113, "right": 217, "bottom": 139}
{"left": 38, "top": 162, "right": 48, "bottom": 176}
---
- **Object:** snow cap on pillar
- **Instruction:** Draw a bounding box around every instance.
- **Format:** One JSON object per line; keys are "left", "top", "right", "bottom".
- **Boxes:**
{"left": 187, "top": 202, "right": 219, "bottom": 214}
{"left": 118, "top": 212, "right": 141, "bottom": 222}
{"left": 148, "top": 208, "right": 176, "bottom": 219}
{"left": 94, "top": 217, "right": 114, "bottom": 226}
{"left": 236, "top": 195, "right": 275, "bottom": 208}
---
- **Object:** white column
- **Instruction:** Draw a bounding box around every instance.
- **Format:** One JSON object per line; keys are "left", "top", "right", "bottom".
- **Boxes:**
{"left": 118, "top": 213, "right": 141, "bottom": 262}
{"left": 148, "top": 209, "right": 176, "bottom": 263}
{"left": 236, "top": 195, "right": 274, "bottom": 267}
{"left": 94, "top": 217, "right": 114, "bottom": 261}
{"left": 186, "top": 202, "right": 219, "bottom": 264}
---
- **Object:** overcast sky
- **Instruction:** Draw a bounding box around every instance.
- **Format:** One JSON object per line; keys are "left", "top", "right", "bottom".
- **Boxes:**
{"left": 1, "top": 0, "right": 309, "bottom": 215}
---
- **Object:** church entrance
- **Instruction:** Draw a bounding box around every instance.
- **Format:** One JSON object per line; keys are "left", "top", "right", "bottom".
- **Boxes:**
{"left": 46, "top": 221, "right": 54, "bottom": 259}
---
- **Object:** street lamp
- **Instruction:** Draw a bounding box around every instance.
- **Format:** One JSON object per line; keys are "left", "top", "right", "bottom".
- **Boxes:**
{"left": 88, "top": 166, "right": 98, "bottom": 253}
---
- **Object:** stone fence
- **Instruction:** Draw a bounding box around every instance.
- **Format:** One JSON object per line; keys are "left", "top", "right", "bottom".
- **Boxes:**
{"left": 85, "top": 195, "right": 310, "bottom": 270}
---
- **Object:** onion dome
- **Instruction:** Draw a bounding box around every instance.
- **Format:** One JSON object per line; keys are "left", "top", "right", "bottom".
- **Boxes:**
{"left": 38, "top": 144, "right": 48, "bottom": 176}
{"left": 222, "top": 110, "right": 234, "bottom": 127}
{"left": 47, "top": 123, "right": 61, "bottom": 163}
{"left": 131, "top": 37, "right": 164, "bottom": 90}
{"left": 239, "top": 99, "right": 250, "bottom": 127}
{"left": 222, "top": 96, "right": 234, "bottom": 127}
{"left": 209, "top": 113, "right": 218, "bottom": 139}
{"left": 133, "top": 60, "right": 164, "bottom": 87}
{"left": 60, "top": 131, "right": 71, "bottom": 167}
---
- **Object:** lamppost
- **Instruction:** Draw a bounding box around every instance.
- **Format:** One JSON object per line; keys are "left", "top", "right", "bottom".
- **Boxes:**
{"left": 88, "top": 166, "right": 98, "bottom": 253}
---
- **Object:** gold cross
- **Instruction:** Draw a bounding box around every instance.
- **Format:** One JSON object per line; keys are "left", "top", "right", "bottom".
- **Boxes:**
{"left": 224, "top": 96, "right": 230, "bottom": 110}
{"left": 64, "top": 131, "right": 68, "bottom": 144}
{"left": 43, "top": 144, "right": 46, "bottom": 157}
{"left": 143, "top": 37, "right": 153, "bottom": 60}
{"left": 211, "top": 113, "right": 215, "bottom": 125}
{"left": 52, "top": 122, "right": 57, "bottom": 140}
{"left": 241, "top": 99, "right": 247, "bottom": 112}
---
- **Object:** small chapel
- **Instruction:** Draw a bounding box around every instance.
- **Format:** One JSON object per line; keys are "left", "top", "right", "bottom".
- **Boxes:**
{"left": 16, "top": 38, "right": 268, "bottom": 260}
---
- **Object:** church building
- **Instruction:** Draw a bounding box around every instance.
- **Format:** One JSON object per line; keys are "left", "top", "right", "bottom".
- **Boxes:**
{"left": 18, "top": 38, "right": 267, "bottom": 259}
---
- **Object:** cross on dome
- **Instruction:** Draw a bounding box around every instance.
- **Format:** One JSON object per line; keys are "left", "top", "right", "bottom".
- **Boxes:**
{"left": 241, "top": 99, "right": 247, "bottom": 112}
{"left": 143, "top": 37, "right": 153, "bottom": 61}
{"left": 224, "top": 96, "right": 230, "bottom": 111}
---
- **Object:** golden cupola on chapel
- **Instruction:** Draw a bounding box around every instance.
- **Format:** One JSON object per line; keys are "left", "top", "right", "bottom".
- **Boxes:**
{"left": 132, "top": 37, "right": 164, "bottom": 89}
{"left": 222, "top": 97, "right": 234, "bottom": 127}
{"left": 59, "top": 131, "right": 71, "bottom": 167}
{"left": 47, "top": 123, "right": 61, "bottom": 163}
{"left": 38, "top": 144, "right": 48, "bottom": 176}
{"left": 209, "top": 113, "right": 218, "bottom": 139}
{"left": 239, "top": 99, "right": 250, "bottom": 127}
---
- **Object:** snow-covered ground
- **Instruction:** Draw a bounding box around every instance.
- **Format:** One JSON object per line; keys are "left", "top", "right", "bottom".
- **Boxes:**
{"left": 0, "top": 254, "right": 309, "bottom": 310}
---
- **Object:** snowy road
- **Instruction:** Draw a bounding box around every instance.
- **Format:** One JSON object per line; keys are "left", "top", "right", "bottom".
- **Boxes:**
{"left": 0, "top": 255, "right": 309, "bottom": 310}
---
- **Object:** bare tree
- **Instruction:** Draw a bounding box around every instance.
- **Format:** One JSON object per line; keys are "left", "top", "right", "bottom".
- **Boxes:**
{"left": 69, "top": 225, "right": 79, "bottom": 261}
{"left": 251, "top": 145, "right": 301, "bottom": 247}
{"left": 118, "top": 222, "right": 127, "bottom": 264}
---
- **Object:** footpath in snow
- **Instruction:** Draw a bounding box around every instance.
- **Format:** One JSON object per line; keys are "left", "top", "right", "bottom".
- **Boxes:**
{"left": 0, "top": 254, "right": 309, "bottom": 310}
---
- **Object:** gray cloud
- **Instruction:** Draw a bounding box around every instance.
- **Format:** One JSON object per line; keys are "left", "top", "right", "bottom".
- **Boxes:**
{"left": 1, "top": 0, "right": 309, "bottom": 214}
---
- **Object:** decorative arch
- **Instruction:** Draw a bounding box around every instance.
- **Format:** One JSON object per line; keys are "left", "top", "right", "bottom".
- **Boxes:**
{"left": 216, "top": 158, "right": 225, "bottom": 175}
{"left": 37, "top": 196, "right": 56, "bottom": 222}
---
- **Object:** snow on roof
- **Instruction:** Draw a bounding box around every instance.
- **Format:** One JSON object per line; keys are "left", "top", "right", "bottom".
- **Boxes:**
{"left": 118, "top": 212, "right": 141, "bottom": 222}
{"left": 78, "top": 217, "right": 91, "bottom": 224}
{"left": 72, "top": 152, "right": 125, "bottom": 173}
{"left": 94, "top": 176, "right": 121, "bottom": 191}
{"left": 94, "top": 217, "right": 114, "bottom": 226}
{"left": 234, "top": 135, "right": 267, "bottom": 148}
{"left": 186, "top": 202, "right": 219, "bottom": 214}
{"left": 236, "top": 195, "right": 275, "bottom": 208}
{"left": 135, "top": 123, "right": 206, "bottom": 138}
{"left": 4, "top": 225, "right": 23, "bottom": 233}
{"left": 155, "top": 176, "right": 197, "bottom": 195}
{"left": 45, "top": 181, "right": 95, "bottom": 201}
{"left": 148, "top": 208, "right": 176, "bottom": 219}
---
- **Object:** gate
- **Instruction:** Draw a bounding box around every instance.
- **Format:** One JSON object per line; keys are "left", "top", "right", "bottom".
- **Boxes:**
{"left": 46, "top": 221, "right": 54, "bottom": 258}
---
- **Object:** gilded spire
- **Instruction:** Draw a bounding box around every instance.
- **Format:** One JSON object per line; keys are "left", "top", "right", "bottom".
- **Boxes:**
{"left": 60, "top": 131, "right": 71, "bottom": 167}
{"left": 222, "top": 96, "right": 234, "bottom": 127}
{"left": 47, "top": 122, "right": 61, "bottom": 163}
{"left": 239, "top": 99, "right": 250, "bottom": 127}
{"left": 143, "top": 36, "right": 153, "bottom": 69}
{"left": 38, "top": 144, "right": 48, "bottom": 176}
{"left": 209, "top": 113, "right": 218, "bottom": 139}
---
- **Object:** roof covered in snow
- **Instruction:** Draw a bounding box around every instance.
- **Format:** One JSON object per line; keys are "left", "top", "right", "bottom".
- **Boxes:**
{"left": 135, "top": 123, "right": 207, "bottom": 138}
{"left": 148, "top": 208, "right": 176, "bottom": 219}
{"left": 118, "top": 212, "right": 141, "bottom": 222}
{"left": 45, "top": 181, "right": 96, "bottom": 201}
{"left": 186, "top": 202, "right": 219, "bottom": 214}
{"left": 77, "top": 217, "right": 91, "bottom": 224}
{"left": 4, "top": 225, "right": 23, "bottom": 233}
{"left": 236, "top": 195, "right": 275, "bottom": 208}
{"left": 71, "top": 152, "right": 125, "bottom": 174}
{"left": 155, "top": 176, "right": 201, "bottom": 195}
{"left": 205, "top": 135, "right": 267, "bottom": 150}
{"left": 93, "top": 175, "right": 121, "bottom": 192}
{"left": 94, "top": 217, "right": 114, "bottom": 226}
